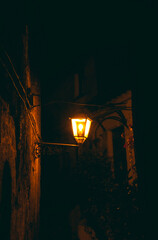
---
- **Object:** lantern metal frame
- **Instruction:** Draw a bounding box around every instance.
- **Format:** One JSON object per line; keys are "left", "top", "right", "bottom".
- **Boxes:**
{"left": 70, "top": 117, "right": 92, "bottom": 144}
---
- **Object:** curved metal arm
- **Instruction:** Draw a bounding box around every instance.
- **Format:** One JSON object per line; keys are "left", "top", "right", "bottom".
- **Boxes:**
{"left": 94, "top": 109, "right": 129, "bottom": 139}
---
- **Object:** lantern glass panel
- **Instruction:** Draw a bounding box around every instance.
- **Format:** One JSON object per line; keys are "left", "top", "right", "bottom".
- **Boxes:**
{"left": 71, "top": 117, "right": 92, "bottom": 144}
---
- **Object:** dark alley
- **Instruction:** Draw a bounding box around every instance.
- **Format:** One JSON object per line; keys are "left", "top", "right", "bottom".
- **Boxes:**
{"left": 0, "top": 1, "right": 157, "bottom": 239}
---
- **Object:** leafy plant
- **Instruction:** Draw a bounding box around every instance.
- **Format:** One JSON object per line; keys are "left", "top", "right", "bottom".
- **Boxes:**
{"left": 72, "top": 149, "right": 144, "bottom": 240}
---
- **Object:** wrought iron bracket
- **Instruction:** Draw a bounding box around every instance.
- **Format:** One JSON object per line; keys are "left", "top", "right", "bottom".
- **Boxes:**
{"left": 33, "top": 141, "right": 78, "bottom": 158}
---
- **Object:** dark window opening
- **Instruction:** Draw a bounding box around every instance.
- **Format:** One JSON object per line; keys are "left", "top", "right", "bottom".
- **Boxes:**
{"left": 74, "top": 66, "right": 86, "bottom": 100}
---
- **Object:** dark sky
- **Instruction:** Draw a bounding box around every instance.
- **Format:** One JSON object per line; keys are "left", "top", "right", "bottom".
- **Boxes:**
{"left": 0, "top": 0, "right": 156, "bottom": 94}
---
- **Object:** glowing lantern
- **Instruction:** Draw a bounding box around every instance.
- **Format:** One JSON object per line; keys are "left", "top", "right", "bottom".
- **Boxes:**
{"left": 71, "top": 117, "right": 92, "bottom": 144}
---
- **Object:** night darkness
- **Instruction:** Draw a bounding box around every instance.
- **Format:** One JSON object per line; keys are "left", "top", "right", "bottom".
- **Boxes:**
{"left": 0, "top": 1, "right": 155, "bottom": 94}
{"left": 0, "top": 1, "right": 157, "bottom": 239}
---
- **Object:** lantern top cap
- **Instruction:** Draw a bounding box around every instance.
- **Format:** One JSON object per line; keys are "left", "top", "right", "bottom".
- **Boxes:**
{"left": 69, "top": 114, "right": 92, "bottom": 121}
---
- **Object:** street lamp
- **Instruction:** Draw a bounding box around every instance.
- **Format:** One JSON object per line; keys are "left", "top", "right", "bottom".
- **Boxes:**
{"left": 32, "top": 99, "right": 130, "bottom": 158}
{"left": 70, "top": 117, "right": 92, "bottom": 144}
{"left": 35, "top": 116, "right": 91, "bottom": 158}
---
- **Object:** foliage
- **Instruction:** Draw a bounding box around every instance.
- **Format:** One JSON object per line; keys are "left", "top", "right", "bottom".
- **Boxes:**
{"left": 72, "top": 148, "right": 144, "bottom": 240}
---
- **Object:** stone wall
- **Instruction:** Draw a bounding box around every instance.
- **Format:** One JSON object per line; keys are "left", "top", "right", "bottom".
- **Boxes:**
{"left": 0, "top": 97, "right": 16, "bottom": 239}
{"left": 0, "top": 74, "right": 41, "bottom": 240}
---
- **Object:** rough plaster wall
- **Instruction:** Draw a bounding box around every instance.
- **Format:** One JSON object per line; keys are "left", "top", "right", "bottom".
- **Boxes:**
{"left": 0, "top": 97, "right": 17, "bottom": 239}
{"left": 0, "top": 77, "right": 41, "bottom": 240}
{"left": 13, "top": 79, "right": 41, "bottom": 240}
{"left": 14, "top": 109, "right": 34, "bottom": 240}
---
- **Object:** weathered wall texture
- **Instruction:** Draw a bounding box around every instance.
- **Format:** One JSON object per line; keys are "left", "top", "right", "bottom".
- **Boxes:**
{"left": 0, "top": 97, "right": 17, "bottom": 239}
{"left": 0, "top": 74, "right": 41, "bottom": 240}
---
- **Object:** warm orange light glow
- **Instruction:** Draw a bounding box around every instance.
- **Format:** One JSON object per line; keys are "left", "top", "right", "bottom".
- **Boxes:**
{"left": 85, "top": 119, "right": 91, "bottom": 138}
{"left": 71, "top": 117, "right": 92, "bottom": 144}
{"left": 78, "top": 123, "right": 84, "bottom": 132}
